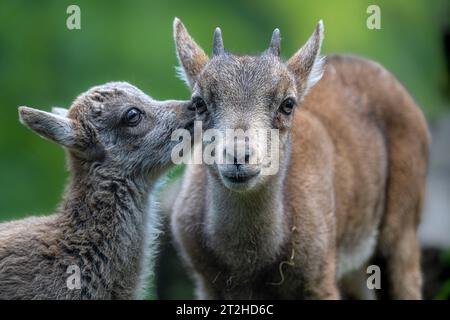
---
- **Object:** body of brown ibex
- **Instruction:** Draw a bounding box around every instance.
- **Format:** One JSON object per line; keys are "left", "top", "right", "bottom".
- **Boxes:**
{"left": 0, "top": 82, "right": 193, "bottom": 299}
{"left": 171, "top": 19, "right": 430, "bottom": 299}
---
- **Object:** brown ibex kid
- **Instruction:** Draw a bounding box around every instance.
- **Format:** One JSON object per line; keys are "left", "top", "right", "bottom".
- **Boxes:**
{"left": 171, "top": 19, "right": 430, "bottom": 299}
{"left": 0, "top": 82, "right": 193, "bottom": 299}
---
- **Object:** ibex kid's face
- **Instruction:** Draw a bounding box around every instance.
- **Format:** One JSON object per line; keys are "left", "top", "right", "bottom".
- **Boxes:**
{"left": 19, "top": 82, "right": 193, "bottom": 177}
{"left": 174, "top": 18, "right": 324, "bottom": 191}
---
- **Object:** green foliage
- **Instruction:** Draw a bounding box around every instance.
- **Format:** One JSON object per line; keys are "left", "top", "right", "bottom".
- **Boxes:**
{"left": 436, "top": 279, "right": 450, "bottom": 300}
{"left": 436, "top": 249, "right": 450, "bottom": 299}
{"left": 0, "top": 0, "right": 448, "bottom": 299}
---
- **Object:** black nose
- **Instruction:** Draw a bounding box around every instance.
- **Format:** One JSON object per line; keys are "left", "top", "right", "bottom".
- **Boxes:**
{"left": 224, "top": 146, "right": 253, "bottom": 166}
{"left": 232, "top": 152, "right": 250, "bottom": 165}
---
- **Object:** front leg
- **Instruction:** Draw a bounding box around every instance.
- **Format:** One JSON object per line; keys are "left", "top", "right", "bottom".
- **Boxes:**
{"left": 291, "top": 205, "right": 340, "bottom": 300}
{"left": 303, "top": 254, "right": 340, "bottom": 299}
{"left": 291, "top": 210, "right": 340, "bottom": 299}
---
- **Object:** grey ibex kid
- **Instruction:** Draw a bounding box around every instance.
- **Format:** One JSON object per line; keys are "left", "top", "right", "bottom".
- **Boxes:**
{"left": 171, "top": 19, "right": 430, "bottom": 299}
{"left": 0, "top": 82, "right": 193, "bottom": 299}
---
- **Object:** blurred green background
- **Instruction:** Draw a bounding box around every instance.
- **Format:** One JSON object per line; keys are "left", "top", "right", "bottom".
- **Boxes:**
{"left": 0, "top": 0, "right": 449, "bottom": 299}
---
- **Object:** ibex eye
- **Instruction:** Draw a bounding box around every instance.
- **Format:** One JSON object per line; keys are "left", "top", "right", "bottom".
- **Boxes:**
{"left": 123, "top": 107, "right": 143, "bottom": 126}
{"left": 279, "top": 97, "right": 296, "bottom": 115}
{"left": 192, "top": 97, "right": 207, "bottom": 115}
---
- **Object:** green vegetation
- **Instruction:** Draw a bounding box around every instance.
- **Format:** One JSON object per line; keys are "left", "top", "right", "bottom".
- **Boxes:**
{"left": 0, "top": 0, "right": 448, "bottom": 299}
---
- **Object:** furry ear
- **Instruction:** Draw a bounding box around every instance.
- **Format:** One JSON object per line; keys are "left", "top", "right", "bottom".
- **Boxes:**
{"left": 51, "top": 107, "right": 69, "bottom": 117}
{"left": 173, "top": 18, "right": 209, "bottom": 88}
{"left": 287, "top": 20, "right": 325, "bottom": 95}
{"left": 19, "top": 106, "right": 76, "bottom": 148}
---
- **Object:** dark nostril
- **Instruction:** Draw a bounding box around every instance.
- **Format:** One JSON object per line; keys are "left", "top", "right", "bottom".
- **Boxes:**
{"left": 224, "top": 146, "right": 253, "bottom": 165}
{"left": 244, "top": 152, "right": 250, "bottom": 164}
{"left": 226, "top": 150, "right": 252, "bottom": 165}
{"left": 233, "top": 153, "right": 251, "bottom": 165}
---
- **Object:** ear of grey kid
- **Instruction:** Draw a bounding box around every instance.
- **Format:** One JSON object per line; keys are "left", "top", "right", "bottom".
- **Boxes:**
{"left": 18, "top": 106, "right": 76, "bottom": 148}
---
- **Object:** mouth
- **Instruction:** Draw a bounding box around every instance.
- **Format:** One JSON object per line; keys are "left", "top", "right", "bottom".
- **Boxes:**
{"left": 220, "top": 169, "right": 260, "bottom": 190}
{"left": 224, "top": 174, "right": 254, "bottom": 184}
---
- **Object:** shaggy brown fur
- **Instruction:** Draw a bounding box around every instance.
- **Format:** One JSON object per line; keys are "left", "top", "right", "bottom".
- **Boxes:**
{"left": 170, "top": 19, "right": 430, "bottom": 299}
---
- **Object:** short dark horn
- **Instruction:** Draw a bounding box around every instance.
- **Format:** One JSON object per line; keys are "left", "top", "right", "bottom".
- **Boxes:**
{"left": 213, "top": 27, "right": 224, "bottom": 56}
{"left": 269, "top": 28, "right": 281, "bottom": 56}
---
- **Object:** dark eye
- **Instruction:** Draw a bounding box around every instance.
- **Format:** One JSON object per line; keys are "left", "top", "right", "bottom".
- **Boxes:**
{"left": 192, "top": 97, "right": 207, "bottom": 115}
{"left": 279, "top": 97, "right": 296, "bottom": 115}
{"left": 123, "top": 107, "right": 143, "bottom": 126}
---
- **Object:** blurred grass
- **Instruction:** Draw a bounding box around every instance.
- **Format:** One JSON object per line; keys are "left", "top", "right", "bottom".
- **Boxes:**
{"left": 0, "top": 0, "right": 448, "bottom": 299}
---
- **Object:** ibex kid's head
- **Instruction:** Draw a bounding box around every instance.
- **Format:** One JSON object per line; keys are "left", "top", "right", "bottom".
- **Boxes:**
{"left": 19, "top": 82, "right": 193, "bottom": 178}
{"left": 174, "top": 18, "right": 324, "bottom": 191}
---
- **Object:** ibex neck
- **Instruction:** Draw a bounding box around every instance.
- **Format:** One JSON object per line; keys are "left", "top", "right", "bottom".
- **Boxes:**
{"left": 205, "top": 165, "right": 289, "bottom": 272}
{"left": 60, "top": 164, "right": 152, "bottom": 255}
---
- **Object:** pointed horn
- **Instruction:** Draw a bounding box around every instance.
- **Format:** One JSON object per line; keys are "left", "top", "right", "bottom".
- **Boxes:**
{"left": 269, "top": 28, "right": 281, "bottom": 56}
{"left": 213, "top": 27, "right": 224, "bottom": 56}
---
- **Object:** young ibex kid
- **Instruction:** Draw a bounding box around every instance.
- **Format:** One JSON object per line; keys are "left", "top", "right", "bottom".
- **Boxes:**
{"left": 0, "top": 82, "right": 193, "bottom": 299}
{"left": 171, "top": 19, "right": 430, "bottom": 299}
